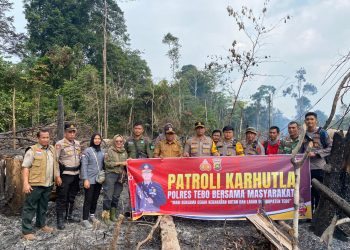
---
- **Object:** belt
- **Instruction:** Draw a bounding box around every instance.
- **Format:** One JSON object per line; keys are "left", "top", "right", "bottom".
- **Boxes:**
{"left": 62, "top": 165, "right": 80, "bottom": 172}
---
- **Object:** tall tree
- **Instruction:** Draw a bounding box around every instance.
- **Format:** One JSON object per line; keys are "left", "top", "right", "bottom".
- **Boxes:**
{"left": 283, "top": 67, "right": 317, "bottom": 121}
{"left": 0, "top": 0, "right": 26, "bottom": 56}
{"left": 24, "top": 0, "right": 128, "bottom": 60}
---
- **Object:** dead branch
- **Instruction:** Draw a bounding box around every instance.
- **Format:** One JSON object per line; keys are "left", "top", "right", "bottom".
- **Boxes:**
{"left": 324, "top": 71, "right": 350, "bottom": 129}
{"left": 311, "top": 179, "right": 350, "bottom": 217}
{"left": 136, "top": 216, "right": 162, "bottom": 250}
{"left": 109, "top": 214, "right": 125, "bottom": 250}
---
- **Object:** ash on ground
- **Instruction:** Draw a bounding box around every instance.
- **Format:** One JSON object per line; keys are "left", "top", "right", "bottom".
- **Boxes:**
{"left": 1, "top": 186, "right": 349, "bottom": 250}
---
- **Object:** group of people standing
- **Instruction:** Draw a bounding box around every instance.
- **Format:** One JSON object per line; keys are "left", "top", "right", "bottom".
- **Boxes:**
{"left": 20, "top": 111, "right": 332, "bottom": 241}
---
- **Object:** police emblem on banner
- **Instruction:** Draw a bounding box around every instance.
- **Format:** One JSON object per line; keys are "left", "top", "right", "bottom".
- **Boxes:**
{"left": 212, "top": 158, "right": 222, "bottom": 171}
{"left": 199, "top": 159, "right": 211, "bottom": 171}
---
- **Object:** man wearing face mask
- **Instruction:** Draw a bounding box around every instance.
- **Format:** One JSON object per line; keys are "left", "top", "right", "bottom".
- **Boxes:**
{"left": 55, "top": 122, "right": 82, "bottom": 230}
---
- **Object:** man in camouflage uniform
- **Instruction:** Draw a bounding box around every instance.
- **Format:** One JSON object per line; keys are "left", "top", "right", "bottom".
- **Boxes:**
{"left": 242, "top": 127, "right": 265, "bottom": 155}
{"left": 216, "top": 125, "right": 244, "bottom": 156}
{"left": 55, "top": 122, "right": 82, "bottom": 230}
{"left": 183, "top": 122, "right": 219, "bottom": 157}
{"left": 154, "top": 124, "right": 183, "bottom": 158}
{"left": 125, "top": 122, "right": 153, "bottom": 159}
{"left": 279, "top": 121, "right": 300, "bottom": 154}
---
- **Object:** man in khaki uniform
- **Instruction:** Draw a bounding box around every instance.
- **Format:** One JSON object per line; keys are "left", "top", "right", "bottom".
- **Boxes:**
{"left": 21, "top": 128, "right": 59, "bottom": 240}
{"left": 216, "top": 125, "right": 244, "bottom": 156}
{"left": 55, "top": 122, "right": 81, "bottom": 230}
{"left": 242, "top": 127, "right": 265, "bottom": 155}
{"left": 154, "top": 124, "right": 183, "bottom": 158}
{"left": 183, "top": 122, "right": 219, "bottom": 157}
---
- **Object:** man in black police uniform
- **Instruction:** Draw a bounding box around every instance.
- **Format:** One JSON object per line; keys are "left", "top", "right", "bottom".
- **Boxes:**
{"left": 55, "top": 122, "right": 81, "bottom": 230}
{"left": 135, "top": 164, "right": 166, "bottom": 212}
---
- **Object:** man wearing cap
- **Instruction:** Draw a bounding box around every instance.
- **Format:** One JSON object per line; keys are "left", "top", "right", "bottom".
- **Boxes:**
{"left": 216, "top": 126, "right": 244, "bottom": 156}
{"left": 154, "top": 124, "right": 182, "bottom": 158}
{"left": 55, "top": 122, "right": 82, "bottom": 230}
{"left": 242, "top": 127, "right": 265, "bottom": 155}
{"left": 125, "top": 122, "right": 153, "bottom": 159}
{"left": 135, "top": 164, "right": 166, "bottom": 212}
{"left": 183, "top": 122, "right": 219, "bottom": 157}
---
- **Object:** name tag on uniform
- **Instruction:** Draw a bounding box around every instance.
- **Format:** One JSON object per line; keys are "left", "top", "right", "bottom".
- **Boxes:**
{"left": 128, "top": 141, "right": 134, "bottom": 145}
{"left": 35, "top": 150, "right": 43, "bottom": 155}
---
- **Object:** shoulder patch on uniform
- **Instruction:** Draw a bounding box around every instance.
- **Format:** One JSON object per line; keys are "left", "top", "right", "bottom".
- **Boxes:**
{"left": 55, "top": 144, "right": 61, "bottom": 150}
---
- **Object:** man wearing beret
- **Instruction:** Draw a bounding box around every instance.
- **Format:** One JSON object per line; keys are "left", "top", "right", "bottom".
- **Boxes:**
{"left": 183, "top": 122, "right": 219, "bottom": 157}
{"left": 216, "top": 125, "right": 244, "bottom": 156}
{"left": 242, "top": 127, "right": 265, "bottom": 155}
{"left": 55, "top": 122, "right": 82, "bottom": 229}
{"left": 154, "top": 124, "right": 182, "bottom": 158}
{"left": 135, "top": 164, "right": 166, "bottom": 212}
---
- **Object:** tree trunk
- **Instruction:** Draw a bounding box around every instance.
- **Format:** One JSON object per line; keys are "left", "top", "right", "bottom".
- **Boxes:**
{"left": 160, "top": 215, "right": 181, "bottom": 250}
{"left": 1, "top": 157, "right": 25, "bottom": 214}
{"left": 312, "top": 127, "right": 350, "bottom": 236}
{"left": 57, "top": 95, "right": 64, "bottom": 141}
{"left": 103, "top": 0, "right": 108, "bottom": 139}
{"left": 12, "top": 87, "right": 16, "bottom": 150}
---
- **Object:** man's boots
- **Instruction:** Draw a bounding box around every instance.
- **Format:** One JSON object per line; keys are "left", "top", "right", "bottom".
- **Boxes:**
{"left": 57, "top": 215, "right": 65, "bottom": 230}
{"left": 66, "top": 203, "right": 81, "bottom": 223}
{"left": 110, "top": 208, "right": 117, "bottom": 222}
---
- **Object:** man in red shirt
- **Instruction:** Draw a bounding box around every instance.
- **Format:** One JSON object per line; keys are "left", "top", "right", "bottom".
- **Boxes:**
{"left": 264, "top": 126, "right": 281, "bottom": 155}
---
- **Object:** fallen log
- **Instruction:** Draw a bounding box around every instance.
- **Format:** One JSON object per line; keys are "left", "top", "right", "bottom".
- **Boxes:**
{"left": 247, "top": 213, "right": 292, "bottom": 250}
{"left": 312, "top": 179, "right": 350, "bottom": 218}
{"left": 160, "top": 215, "right": 181, "bottom": 250}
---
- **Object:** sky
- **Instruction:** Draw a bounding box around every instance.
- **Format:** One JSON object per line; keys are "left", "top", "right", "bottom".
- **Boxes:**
{"left": 11, "top": 0, "right": 350, "bottom": 119}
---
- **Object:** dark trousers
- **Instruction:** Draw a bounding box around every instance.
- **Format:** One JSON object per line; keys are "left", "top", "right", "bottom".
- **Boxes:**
{"left": 56, "top": 174, "right": 80, "bottom": 217}
{"left": 103, "top": 172, "right": 123, "bottom": 210}
{"left": 311, "top": 169, "right": 324, "bottom": 213}
{"left": 83, "top": 183, "right": 102, "bottom": 220}
{"left": 22, "top": 186, "right": 52, "bottom": 234}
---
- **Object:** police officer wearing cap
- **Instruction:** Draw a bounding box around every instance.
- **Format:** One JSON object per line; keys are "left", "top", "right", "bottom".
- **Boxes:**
{"left": 55, "top": 122, "right": 82, "bottom": 229}
{"left": 216, "top": 125, "right": 244, "bottom": 156}
{"left": 183, "top": 122, "right": 219, "bottom": 157}
{"left": 154, "top": 124, "right": 182, "bottom": 158}
{"left": 241, "top": 127, "right": 265, "bottom": 155}
{"left": 125, "top": 122, "right": 153, "bottom": 159}
{"left": 135, "top": 164, "right": 166, "bottom": 212}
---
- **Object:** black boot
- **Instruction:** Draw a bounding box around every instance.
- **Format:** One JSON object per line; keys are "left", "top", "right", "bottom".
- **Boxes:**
{"left": 65, "top": 203, "right": 81, "bottom": 223}
{"left": 57, "top": 215, "right": 65, "bottom": 230}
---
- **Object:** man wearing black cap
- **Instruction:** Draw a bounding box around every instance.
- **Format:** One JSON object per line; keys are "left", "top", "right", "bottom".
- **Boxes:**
{"left": 183, "top": 122, "right": 219, "bottom": 157}
{"left": 216, "top": 126, "right": 244, "bottom": 156}
{"left": 55, "top": 122, "right": 82, "bottom": 229}
{"left": 302, "top": 112, "right": 332, "bottom": 212}
{"left": 242, "top": 127, "right": 265, "bottom": 155}
{"left": 135, "top": 164, "right": 166, "bottom": 212}
{"left": 154, "top": 124, "right": 182, "bottom": 158}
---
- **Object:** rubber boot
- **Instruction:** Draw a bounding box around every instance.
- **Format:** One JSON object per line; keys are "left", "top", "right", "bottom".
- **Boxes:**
{"left": 110, "top": 208, "right": 117, "bottom": 222}
{"left": 102, "top": 210, "right": 111, "bottom": 225}
{"left": 57, "top": 214, "right": 65, "bottom": 230}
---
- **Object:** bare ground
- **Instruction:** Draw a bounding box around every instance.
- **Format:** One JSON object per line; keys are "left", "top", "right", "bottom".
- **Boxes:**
{"left": 1, "top": 185, "right": 350, "bottom": 250}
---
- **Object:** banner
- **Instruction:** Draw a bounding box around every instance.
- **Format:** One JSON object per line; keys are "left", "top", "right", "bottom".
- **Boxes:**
{"left": 127, "top": 155, "right": 311, "bottom": 220}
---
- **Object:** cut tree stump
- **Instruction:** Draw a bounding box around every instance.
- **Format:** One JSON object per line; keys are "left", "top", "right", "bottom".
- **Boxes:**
{"left": 312, "top": 127, "right": 350, "bottom": 236}
{"left": 0, "top": 157, "right": 25, "bottom": 214}
{"left": 160, "top": 215, "right": 181, "bottom": 250}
